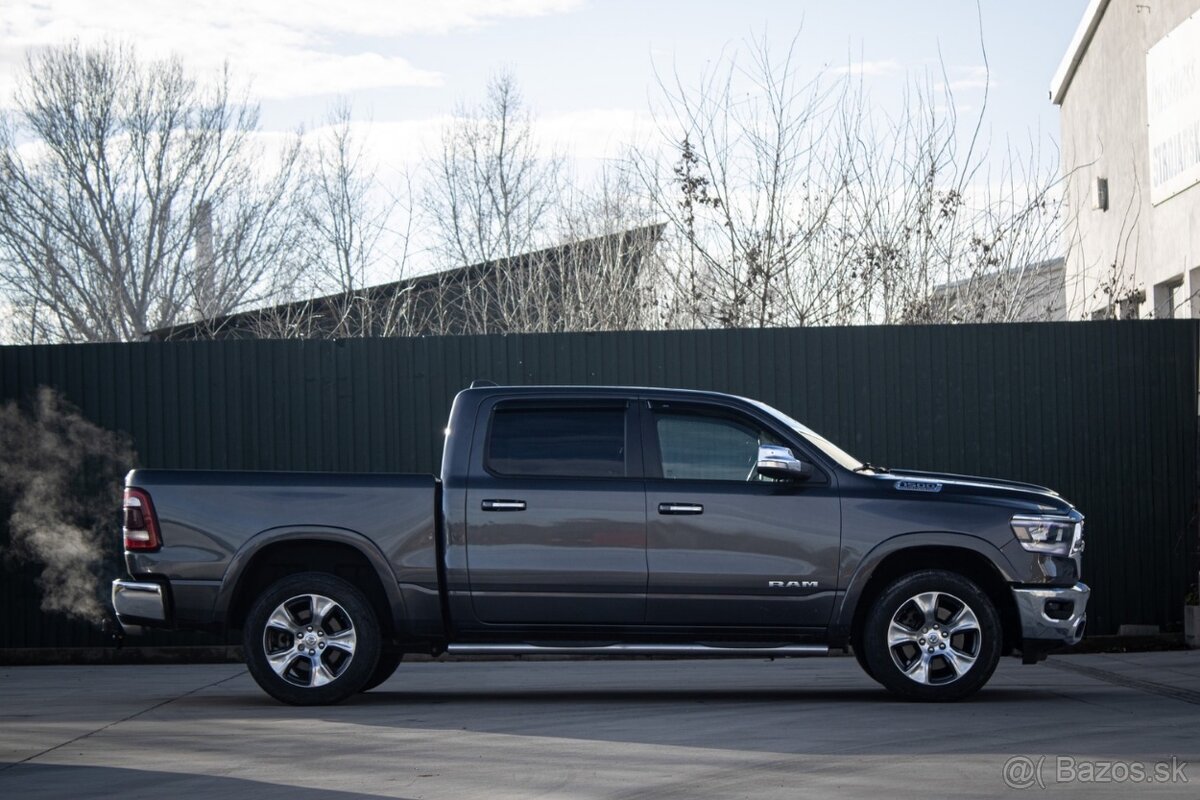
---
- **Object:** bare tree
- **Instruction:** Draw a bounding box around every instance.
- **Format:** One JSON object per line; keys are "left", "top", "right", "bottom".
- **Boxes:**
{"left": 423, "top": 72, "right": 560, "bottom": 269}
{"left": 631, "top": 36, "right": 868, "bottom": 329}
{"left": 0, "top": 42, "right": 306, "bottom": 343}
{"left": 418, "top": 71, "right": 569, "bottom": 333}
{"left": 301, "top": 100, "right": 410, "bottom": 297}
{"left": 248, "top": 100, "right": 416, "bottom": 339}
{"left": 549, "top": 162, "right": 662, "bottom": 332}
{"left": 845, "top": 50, "right": 1067, "bottom": 326}
{"left": 632, "top": 29, "right": 1067, "bottom": 330}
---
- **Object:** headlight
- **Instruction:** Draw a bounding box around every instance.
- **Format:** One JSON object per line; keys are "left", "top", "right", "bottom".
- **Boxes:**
{"left": 1010, "top": 514, "right": 1082, "bottom": 556}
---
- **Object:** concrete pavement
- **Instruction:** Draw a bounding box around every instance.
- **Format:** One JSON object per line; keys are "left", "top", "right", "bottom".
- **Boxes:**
{"left": 1, "top": 651, "right": 1198, "bottom": 799}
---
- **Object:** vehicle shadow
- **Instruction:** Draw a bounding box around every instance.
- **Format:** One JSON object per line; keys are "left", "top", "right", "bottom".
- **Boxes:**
{"left": 0, "top": 763, "right": 406, "bottom": 800}
{"left": 170, "top": 676, "right": 1156, "bottom": 759}
{"left": 346, "top": 685, "right": 1047, "bottom": 705}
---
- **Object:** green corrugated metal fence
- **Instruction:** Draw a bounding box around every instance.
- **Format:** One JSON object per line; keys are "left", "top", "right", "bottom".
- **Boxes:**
{"left": 1, "top": 321, "right": 1196, "bottom": 646}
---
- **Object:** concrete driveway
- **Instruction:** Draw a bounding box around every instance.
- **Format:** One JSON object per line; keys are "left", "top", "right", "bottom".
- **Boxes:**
{"left": 1, "top": 652, "right": 1197, "bottom": 799}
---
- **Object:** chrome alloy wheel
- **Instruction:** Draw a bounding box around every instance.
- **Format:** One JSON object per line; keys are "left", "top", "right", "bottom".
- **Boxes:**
{"left": 887, "top": 591, "right": 981, "bottom": 686}
{"left": 262, "top": 593, "right": 358, "bottom": 688}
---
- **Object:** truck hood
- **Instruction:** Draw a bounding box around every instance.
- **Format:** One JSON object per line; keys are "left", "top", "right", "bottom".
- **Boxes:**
{"left": 883, "top": 468, "right": 1057, "bottom": 496}
{"left": 872, "top": 467, "right": 1075, "bottom": 513}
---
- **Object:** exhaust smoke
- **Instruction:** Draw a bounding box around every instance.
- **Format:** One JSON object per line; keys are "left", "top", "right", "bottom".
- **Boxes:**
{"left": 0, "top": 387, "right": 136, "bottom": 624}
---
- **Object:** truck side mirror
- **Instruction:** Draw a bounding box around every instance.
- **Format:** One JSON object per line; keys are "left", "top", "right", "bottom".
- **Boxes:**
{"left": 756, "top": 445, "right": 814, "bottom": 481}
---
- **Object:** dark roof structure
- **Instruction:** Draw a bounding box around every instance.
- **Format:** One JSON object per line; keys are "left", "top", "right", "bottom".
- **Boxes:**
{"left": 149, "top": 224, "right": 664, "bottom": 340}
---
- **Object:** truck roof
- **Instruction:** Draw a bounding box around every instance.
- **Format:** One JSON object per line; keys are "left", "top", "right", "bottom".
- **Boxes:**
{"left": 459, "top": 384, "right": 752, "bottom": 402}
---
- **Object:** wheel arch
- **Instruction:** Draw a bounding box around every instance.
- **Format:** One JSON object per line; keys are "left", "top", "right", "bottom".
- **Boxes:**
{"left": 217, "top": 526, "right": 407, "bottom": 640}
{"left": 835, "top": 534, "right": 1020, "bottom": 656}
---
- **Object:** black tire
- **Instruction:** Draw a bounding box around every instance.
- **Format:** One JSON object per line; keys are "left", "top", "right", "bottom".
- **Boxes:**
{"left": 360, "top": 648, "right": 403, "bottom": 692}
{"left": 243, "top": 572, "right": 381, "bottom": 705}
{"left": 861, "top": 569, "right": 1001, "bottom": 702}
{"left": 852, "top": 641, "right": 878, "bottom": 683}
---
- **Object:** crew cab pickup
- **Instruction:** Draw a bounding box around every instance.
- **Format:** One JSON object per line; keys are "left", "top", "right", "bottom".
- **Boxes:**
{"left": 112, "top": 384, "right": 1089, "bottom": 704}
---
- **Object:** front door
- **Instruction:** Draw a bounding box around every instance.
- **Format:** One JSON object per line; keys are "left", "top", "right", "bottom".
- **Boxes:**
{"left": 643, "top": 400, "right": 841, "bottom": 628}
{"left": 465, "top": 398, "right": 646, "bottom": 625}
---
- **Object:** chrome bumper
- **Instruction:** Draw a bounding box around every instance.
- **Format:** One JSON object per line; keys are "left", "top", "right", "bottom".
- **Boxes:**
{"left": 1012, "top": 582, "right": 1089, "bottom": 644}
{"left": 112, "top": 580, "right": 166, "bottom": 634}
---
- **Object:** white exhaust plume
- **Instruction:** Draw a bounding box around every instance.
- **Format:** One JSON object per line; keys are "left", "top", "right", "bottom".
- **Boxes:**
{"left": 0, "top": 388, "right": 136, "bottom": 622}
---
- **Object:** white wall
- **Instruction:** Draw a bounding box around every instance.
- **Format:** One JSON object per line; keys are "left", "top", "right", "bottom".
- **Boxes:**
{"left": 1058, "top": 0, "right": 1200, "bottom": 319}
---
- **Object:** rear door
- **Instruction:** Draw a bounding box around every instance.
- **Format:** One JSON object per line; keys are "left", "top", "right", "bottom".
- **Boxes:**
{"left": 465, "top": 397, "right": 647, "bottom": 625}
{"left": 643, "top": 399, "right": 841, "bottom": 628}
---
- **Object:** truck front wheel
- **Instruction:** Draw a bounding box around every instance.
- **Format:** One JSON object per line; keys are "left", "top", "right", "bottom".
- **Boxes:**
{"left": 861, "top": 569, "right": 1001, "bottom": 702}
{"left": 243, "top": 572, "right": 381, "bottom": 705}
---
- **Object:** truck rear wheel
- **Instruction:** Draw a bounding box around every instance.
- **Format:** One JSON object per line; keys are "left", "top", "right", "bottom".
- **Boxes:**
{"left": 861, "top": 569, "right": 1001, "bottom": 702}
{"left": 243, "top": 572, "right": 381, "bottom": 705}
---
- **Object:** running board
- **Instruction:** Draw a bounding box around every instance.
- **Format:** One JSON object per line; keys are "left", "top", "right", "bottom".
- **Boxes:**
{"left": 445, "top": 643, "right": 829, "bottom": 657}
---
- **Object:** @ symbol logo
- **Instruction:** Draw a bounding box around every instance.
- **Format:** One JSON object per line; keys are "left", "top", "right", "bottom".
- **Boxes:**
{"left": 1003, "top": 756, "right": 1046, "bottom": 790}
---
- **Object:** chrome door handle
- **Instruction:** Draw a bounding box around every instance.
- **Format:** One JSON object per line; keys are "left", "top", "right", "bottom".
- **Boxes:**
{"left": 481, "top": 499, "right": 526, "bottom": 511}
{"left": 658, "top": 503, "right": 703, "bottom": 515}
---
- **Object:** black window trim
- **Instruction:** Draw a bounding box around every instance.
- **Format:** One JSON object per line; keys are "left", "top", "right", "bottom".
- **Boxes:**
{"left": 481, "top": 397, "right": 643, "bottom": 481}
{"left": 641, "top": 398, "right": 829, "bottom": 485}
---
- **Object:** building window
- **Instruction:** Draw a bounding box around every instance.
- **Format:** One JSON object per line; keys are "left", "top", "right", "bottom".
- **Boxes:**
{"left": 1190, "top": 268, "right": 1200, "bottom": 319}
{"left": 1118, "top": 290, "right": 1144, "bottom": 320}
{"left": 1153, "top": 277, "right": 1184, "bottom": 319}
{"left": 1095, "top": 177, "right": 1109, "bottom": 211}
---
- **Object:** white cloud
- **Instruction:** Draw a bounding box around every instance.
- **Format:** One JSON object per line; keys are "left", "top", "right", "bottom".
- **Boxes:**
{"left": 294, "top": 106, "right": 655, "bottom": 176}
{"left": 0, "top": 0, "right": 583, "bottom": 102}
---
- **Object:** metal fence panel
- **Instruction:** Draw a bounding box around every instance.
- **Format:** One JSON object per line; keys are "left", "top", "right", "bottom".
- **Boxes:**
{"left": 0, "top": 320, "right": 1196, "bottom": 647}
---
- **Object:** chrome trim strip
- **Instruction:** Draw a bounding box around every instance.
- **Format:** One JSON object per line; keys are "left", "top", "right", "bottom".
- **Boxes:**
{"left": 446, "top": 643, "right": 829, "bottom": 656}
{"left": 111, "top": 579, "right": 166, "bottom": 622}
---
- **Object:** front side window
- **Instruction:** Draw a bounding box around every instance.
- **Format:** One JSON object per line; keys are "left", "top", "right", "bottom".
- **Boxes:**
{"left": 654, "top": 409, "right": 783, "bottom": 481}
{"left": 487, "top": 406, "right": 626, "bottom": 478}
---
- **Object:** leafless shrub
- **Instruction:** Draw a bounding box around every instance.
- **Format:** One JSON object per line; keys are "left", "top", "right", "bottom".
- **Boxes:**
{"left": 632, "top": 31, "right": 1067, "bottom": 329}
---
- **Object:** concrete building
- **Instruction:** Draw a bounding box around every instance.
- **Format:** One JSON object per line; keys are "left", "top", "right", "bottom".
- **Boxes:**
{"left": 1052, "top": 0, "right": 1200, "bottom": 319}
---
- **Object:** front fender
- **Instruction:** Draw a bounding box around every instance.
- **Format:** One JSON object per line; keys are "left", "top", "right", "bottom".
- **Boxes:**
{"left": 214, "top": 525, "right": 410, "bottom": 637}
{"left": 830, "top": 531, "right": 1019, "bottom": 642}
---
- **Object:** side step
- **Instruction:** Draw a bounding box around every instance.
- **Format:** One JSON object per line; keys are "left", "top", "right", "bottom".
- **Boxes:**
{"left": 445, "top": 643, "right": 829, "bottom": 657}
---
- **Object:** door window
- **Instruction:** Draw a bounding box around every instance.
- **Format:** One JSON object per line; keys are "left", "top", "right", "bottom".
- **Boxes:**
{"left": 487, "top": 406, "right": 627, "bottom": 478}
{"left": 654, "top": 409, "right": 782, "bottom": 481}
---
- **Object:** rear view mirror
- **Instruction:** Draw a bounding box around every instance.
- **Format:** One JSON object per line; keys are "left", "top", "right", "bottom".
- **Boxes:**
{"left": 756, "top": 445, "right": 814, "bottom": 481}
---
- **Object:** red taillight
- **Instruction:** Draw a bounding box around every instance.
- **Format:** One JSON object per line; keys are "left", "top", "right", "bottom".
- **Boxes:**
{"left": 123, "top": 488, "right": 161, "bottom": 551}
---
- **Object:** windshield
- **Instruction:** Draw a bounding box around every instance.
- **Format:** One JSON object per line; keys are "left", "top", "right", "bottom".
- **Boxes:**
{"left": 747, "top": 398, "right": 864, "bottom": 472}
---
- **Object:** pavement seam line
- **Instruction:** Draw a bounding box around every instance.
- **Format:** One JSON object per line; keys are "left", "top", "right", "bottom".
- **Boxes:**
{"left": 0, "top": 669, "right": 248, "bottom": 772}
{"left": 1046, "top": 658, "right": 1200, "bottom": 706}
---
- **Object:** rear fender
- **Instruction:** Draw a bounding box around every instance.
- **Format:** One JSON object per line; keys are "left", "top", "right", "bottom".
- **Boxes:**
{"left": 215, "top": 525, "right": 409, "bottom": 637}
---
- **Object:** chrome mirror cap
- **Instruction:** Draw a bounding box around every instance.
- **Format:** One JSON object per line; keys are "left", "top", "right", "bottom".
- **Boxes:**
{"left": 756, "top": 444, "right": 814, "bottom": 480}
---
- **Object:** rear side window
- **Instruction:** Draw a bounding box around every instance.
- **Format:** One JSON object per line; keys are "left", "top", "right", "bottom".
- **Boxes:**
{"left": 487, "top": 406, "right": 626, "bottom": 478}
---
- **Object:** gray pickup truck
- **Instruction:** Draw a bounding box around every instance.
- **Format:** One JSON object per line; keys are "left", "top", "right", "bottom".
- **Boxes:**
{"left": 112, "top": 384, "right": 1088, "bottom": 705}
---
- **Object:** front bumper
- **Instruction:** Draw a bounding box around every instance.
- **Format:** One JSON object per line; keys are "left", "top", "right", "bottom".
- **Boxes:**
{"left": 1012, "top": 581, "right": 1089, "bottom": 645}
{"left": 112, "top": 579, "right": 167, "bottom": 635}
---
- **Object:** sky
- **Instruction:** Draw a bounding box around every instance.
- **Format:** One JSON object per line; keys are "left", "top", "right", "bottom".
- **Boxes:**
{"left": 0, "top": 0, "right": 1090, "bottom": 273}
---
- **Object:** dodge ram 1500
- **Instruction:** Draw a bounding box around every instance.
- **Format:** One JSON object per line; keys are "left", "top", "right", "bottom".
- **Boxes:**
{"left": 112, "top": 384, "right": 1088, "bottom": 704}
